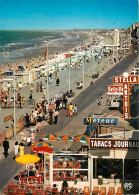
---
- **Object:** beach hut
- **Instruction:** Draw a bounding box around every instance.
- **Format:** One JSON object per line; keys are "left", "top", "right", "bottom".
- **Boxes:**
{"left": 2, "top": 78, "right": 13, "bottom": 91}
{"left": 30, "top": 68, "right": 41, "bottom": 81}
{"left": 22, "top": 72, "right": 30, "bottom": 84}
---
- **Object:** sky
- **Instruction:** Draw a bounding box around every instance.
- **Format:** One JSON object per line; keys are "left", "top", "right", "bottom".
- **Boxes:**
{"left": 0, "top": 0, "right": 138, "bottom": 30}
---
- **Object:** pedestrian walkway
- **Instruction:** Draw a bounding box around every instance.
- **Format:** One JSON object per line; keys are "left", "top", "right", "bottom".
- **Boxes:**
{"left": 0, "top": 51, "right": 137, "bottom": 192}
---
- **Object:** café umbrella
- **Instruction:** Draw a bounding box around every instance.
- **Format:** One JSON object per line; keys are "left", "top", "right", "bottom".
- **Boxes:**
{"left": 15, "top": 154, "right": 40, "bottom": 164}
{"left": 73, "top": 135, "right": 89, "bottom": 143}
{"left": 31, "top": 142, "right": 53, "bottom": 150}
{"left": 40, "top": 134, "right": 57, "bottom": 141}
{"left": 58, "top": 135, "right": 73, "bottom": 151}
{"left": 33, "top": 146, "right": 55, "bottom": 189}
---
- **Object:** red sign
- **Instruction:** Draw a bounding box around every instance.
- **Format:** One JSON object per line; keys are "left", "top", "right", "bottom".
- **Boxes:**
{"left": 113, "top": 76, "right": 139, "bottom": 84}
{"left": 107, "top": 85, "right": 132, "bottom": 95}
{"left": 123, "top": 83, "right": 130, "bottom": 119}
{"left": 90, "top": 139, "right": 139, "bottom": 149}
{"left": 113, "top": 75, "right": 139, "bottom": 119}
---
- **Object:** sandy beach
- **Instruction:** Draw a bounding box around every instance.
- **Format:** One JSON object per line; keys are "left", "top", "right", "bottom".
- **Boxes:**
{"left": 0, "top": 29, "right": 113, "bottom": 74}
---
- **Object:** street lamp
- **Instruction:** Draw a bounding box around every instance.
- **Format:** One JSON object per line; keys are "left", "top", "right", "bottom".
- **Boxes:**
{"left": 13, "top": 72, "right": 22, "bottom": 137}
{"left": 46, "top": 44, "right": 49, "bottom": 102}
{"left": 69, "top": 57, "right": 71, "bottom": 91}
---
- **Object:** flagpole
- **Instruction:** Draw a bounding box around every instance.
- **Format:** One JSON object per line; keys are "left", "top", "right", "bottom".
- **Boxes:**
{"left": 46, "top": 44, "right": 49, "bottom": 102}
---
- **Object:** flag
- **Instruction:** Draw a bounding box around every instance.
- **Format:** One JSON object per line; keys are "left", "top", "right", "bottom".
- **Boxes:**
{"left": 44, "top": 48, "right": 47, "bottom": 60}
{"left": 64, "top": 53, "right": 70, "bottom": 58}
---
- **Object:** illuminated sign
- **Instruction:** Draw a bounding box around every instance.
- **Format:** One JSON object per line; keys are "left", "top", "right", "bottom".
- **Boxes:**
{"left": 113, "top": 74, "right": 139, "bottom": 119}
{"left": 90, "top": 139, "right": 139, "bottom": 149}
{"left": 83, "top": 118, "right": 118, "bottom": 125}
{"left": 107, "top": 85, "right": 132, "bottom": 95}
{"left": 113, "top": 75, "right": 138, "bottom": 84}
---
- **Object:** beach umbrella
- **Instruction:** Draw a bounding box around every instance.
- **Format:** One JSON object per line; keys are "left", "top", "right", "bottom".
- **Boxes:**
{"left": 33, "top": 146, "right": 55, "bottom": 154}
{"left": 73, "top": 135, "right": 89, "bottom": 152}
{"left": 58, "top": 135, "right": 73, "bottom": 151}
{"left": 31, "top": 142, "right": 53, "bottom": 149}
{"left": 15, "top": 154, "right": 40, "bottom": 164}
{"left": 40, "top": 134, "right": 57, "bottom": 141}
{"left": 73, "top": 135, "right": 89, "bottom": 143}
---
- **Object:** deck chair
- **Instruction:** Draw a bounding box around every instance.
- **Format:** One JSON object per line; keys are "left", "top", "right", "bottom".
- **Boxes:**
{"left": 83, "top": 186, "right": 90, "bottom": 195}
{"left": 116, "top": 187, "right": 124, "bottom": 195}
{"left": 92, "top": 186, "right": 99, "bottom": 194}
{"left": 99, "top": 186, "right": 106, "bottom": 195}
{"left": 107, "top": 187, "right": 115, "bottom": 195}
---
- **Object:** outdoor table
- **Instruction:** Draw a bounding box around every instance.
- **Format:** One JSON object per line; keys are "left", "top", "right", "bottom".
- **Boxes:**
{"left": 66, "top": 187, "right": 78, "bottom": 194}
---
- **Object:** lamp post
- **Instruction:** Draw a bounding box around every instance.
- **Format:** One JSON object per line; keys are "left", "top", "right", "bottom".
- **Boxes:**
{"left": 69, "top": 56, "right": 71, "bottom": 91}
{"left": 46, "top": 44, "right": 49, "bottom": 102}
{"left": 13, "top": 72, "right": 22, "bottom": 137}
{"left": 13, "top": 71, "right": 16, "bottom": 137}
{"left": 83, "top": 59, "right": 84, "bottom": 87}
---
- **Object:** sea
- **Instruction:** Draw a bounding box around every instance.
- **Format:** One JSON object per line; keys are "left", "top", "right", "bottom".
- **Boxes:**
{"left": 0, "top": 30, "right": 81, "bottom": 65}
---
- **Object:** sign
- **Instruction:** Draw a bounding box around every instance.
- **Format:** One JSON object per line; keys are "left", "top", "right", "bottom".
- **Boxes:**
{"left": 83, "top": 118, "right": 118, "bottom": 125}
{"left": 90, "top": 139, "right": 139, "bottom": 149}
{"left": 107, "top": 85, "right": 132, "bottom": 95}
{"left": 4, "top": 114, "right": 13, "bottom": 122}
{"left": 113, "top": 74, "right": 139, "bottom": 119}
{"left": 113, "top": 75, "right": 138, "bottom": 84}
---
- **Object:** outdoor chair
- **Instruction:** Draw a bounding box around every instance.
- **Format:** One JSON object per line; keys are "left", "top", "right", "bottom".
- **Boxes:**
{"left": 18, "top": 177, "right": 27, "bottom": 187}
{"left": 2, "top": 187, "right": 8, "bottom": 194}
{"left": 107, "top": 187, "right": 115, "bottom": 195}
{"left": 116, "top": 187, "right": 124, "bottom": 195}
{"left": 99, "top": 186, "right": 106, "bottom": 195}
{"left": 17, "top": 188, "right": 26, "bottom": 195}
{"left": 35, "top": 176, "right": 43, "bottom": 188}
{"left": 83, "top": 186, "right": 90, "bottom": 195}
{"left": 92, "top": 186, "right": 99, "bottom": 194}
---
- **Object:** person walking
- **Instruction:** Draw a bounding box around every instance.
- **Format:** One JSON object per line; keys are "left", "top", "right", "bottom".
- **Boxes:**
{"left": 40, "top": 82, "right": 43, "bottom": 92}
{"left": 69, "top": 103, "right": 73, "bottom": 117}
{"left": 14, "top": 141, "right": 19, "bottom": 159}
{"left": 4, "top": 94, "right": 8, "bottom": 109}
{"left": 56, "top": 78, "right": 60, "bottom": 86}
{"left": 25, "top": 113, "right": 30, "bottom": 127}
{"left": 3, "top": 137, "right": 9, "bottom": 158}
{"left": 36, "top": 83, "right": 40, "bottom": 92}
{"left": 54, "top": 110, "right": 59, "bottom": 124}
{"left": 43, "top": 88, "right": 47, "bottom": 99}
{"left": 73, "top": 104, "right": 77, "bottom": 115}
{"left": 30, "top": 83, "right": 34, "bottom": 92}
{"left": 19, "top": 143, "right": 24, "bottom": 156}
{"left": 49, "top": 109, "right": 54, "bottom": 125}
{"left": 55, "top": 98, "right": 60, "bottom": 111}
{"left": 63, "top": 96, "right": 68, "bottom": 109}
{"left": 27, "top": 134, "right": 31, "bottom": 146}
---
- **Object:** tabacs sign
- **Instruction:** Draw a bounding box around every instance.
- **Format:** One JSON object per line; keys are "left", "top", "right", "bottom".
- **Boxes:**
{"left": 83, "top": 118, "right": 118, "bottom": 126}
{"left": 90, "top": 139, "right": 139, "bottom": 149}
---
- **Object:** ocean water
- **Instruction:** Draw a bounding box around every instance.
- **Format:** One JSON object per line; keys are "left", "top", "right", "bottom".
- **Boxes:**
{"left": 0, "top": 30, "right": 66, "bottom": 65}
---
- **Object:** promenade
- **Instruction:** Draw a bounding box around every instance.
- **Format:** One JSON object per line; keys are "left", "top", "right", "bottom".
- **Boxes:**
{"left": 0, "top": 47, "right": 138, "bottom": 193}
{"left": 0, "top": 55, "right": 109, "bottom": 132}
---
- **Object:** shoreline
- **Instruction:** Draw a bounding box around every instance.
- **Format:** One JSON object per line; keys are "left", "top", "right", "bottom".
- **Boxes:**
{"left": 0, "top": 31, "right": 92, "bottom": 72}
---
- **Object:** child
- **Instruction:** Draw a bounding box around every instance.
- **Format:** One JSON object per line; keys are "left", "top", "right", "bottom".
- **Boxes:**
{"left": 66, "top": 109, "right": 69, "bottom": 117}
{"left": 73, "top": 104, "right": 77, "bottom": 115}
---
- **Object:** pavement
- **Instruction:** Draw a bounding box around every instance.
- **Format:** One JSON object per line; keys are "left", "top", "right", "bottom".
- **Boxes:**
{"left": 0, "top": 49, "right": 138, "bottom": 192}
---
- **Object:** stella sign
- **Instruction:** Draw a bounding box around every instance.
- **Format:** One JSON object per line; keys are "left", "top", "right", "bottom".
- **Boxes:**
{"left": 113, "top": 73, "right": 139, "bottom": 119}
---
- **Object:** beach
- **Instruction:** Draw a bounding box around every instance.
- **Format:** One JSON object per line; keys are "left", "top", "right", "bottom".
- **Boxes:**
{"left": 0, "top": 29, "right": 113, "bottom": 73}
